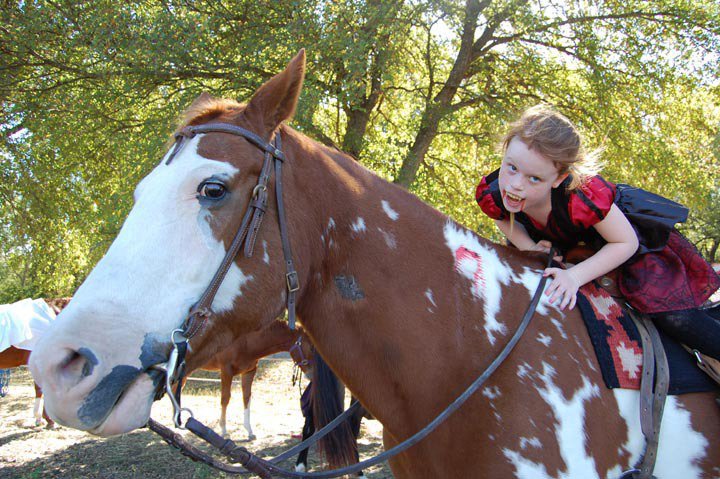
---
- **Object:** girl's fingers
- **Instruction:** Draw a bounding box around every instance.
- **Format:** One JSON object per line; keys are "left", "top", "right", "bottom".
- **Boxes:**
{"left": 549, "top": 286, "right": 564, "bottom": 304}
{"left": 561, "top": 291, "right": 572, "bottom": 309}
{"left": 543, "top": 269, "right": 559, "bottom": 296}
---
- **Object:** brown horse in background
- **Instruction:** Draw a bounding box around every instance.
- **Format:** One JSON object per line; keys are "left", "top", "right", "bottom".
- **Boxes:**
{"left": 193, "top": 320, "right": 365, "bottom": 474}
{"left": 29, "top": 52, "right": 720, "bottom": 477}
{"left": 0, "top": 346, "right": 53, "bottom": 427}
{"left": 0, "top": 298, "right": 69, "bottom": 427}
{"left": 191, "top": 319, "right": 304, "bottom": 438}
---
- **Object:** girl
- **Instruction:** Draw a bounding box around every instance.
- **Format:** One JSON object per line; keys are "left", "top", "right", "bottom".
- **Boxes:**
{"left": 476, "top": 105, "right": 720, "bottom": 359}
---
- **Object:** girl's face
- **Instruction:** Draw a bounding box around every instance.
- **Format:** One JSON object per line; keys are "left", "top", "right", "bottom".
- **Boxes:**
{"left": 497, "top": 137, "right": 568, "bottom": 214}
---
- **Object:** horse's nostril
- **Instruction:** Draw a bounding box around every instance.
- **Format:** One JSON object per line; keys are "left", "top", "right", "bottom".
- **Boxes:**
{"left": 59, "top": 347, "right": 99, "bottom": 382}
{"left": 77, "top": 348, "right": 99, "bottom": 377}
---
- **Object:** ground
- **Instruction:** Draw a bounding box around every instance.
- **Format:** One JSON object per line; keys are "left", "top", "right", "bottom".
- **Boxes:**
{"left": 0, "top": 358, "right": 394, "bottom": 479}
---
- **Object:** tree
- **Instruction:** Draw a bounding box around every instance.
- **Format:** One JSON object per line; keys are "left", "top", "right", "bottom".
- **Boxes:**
{"left": 1, "top": 0, "right": 718, "bottom": 299}
{"left": 392, "top": 0, "right": 720, "bottom": 189}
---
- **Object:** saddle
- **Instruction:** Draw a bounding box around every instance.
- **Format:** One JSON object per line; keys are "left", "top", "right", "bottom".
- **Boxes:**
{"left": 566, "top": 246, "right": 720, "bottom": 386}
{"left": 566, "top": 246, "right": 719, "bottom": 479}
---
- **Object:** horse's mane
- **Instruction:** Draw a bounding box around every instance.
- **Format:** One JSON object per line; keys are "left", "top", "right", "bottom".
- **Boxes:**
{"left": 167, "top": 95, "right": 245, "bottom": 148}
{"left": 174, "top": 94, "right": 354, "bottom": 164}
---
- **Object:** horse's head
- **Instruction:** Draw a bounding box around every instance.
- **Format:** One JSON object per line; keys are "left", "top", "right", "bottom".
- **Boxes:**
{"left": 29, "top": 51, "right": 308, "bottom": 436}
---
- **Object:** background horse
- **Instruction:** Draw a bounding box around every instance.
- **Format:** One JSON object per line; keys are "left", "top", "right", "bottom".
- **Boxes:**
{"left": 0, "top": 346, "right": 53, "bottom": 427}
{"left": 198, "top": 320, "right": 366, "bottom": 474}
{"left": 191, "top": 319, "right": 303, "bottom": 438}
{"left": 0, "top": 297, "right": 69, "bottom": 427}
{"left": 30, "top": 51, "right": 719, "bottom": 478}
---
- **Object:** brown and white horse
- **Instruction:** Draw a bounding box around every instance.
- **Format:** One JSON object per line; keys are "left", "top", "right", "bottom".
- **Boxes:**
{"left": 30, "top": 52, "right": 719, "bottom": 478}
{"left": 193, "top": 319, "right": 302, "bottom": 438}
{"left": 0, "top": 297, "right": 69, "bottom": 427}
{"left": 0, "top": 346, "right": 54, "bottom": 427}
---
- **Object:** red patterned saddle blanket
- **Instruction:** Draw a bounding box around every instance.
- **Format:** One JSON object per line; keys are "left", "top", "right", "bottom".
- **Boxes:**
{"left": 576, "top": 282, "right": 717, "bottom": 394}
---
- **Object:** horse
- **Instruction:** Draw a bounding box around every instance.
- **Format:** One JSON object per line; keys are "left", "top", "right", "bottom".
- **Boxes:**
{"left": 192, "top": 319, "right": 303, "bottom": 438}
{"left": 29, "top": 51, "right": 719, "bottom": 478}
{"left": 198, "top": 320, "right": 367, "bottom": 474}
{"left": 0, "top": 346, "right": 54, "bottom": 427}
{"left": 0, "top": 297, "right": 69, "bottom": 427}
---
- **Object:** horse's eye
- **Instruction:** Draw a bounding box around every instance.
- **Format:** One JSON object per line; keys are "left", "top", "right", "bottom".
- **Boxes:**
{"left": 198, "top": 181, "right": 227, "bottom": 200}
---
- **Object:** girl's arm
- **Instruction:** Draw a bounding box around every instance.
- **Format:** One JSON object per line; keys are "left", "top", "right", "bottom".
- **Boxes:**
{"left": 544, "top": 204, "right": 639, "bottom": 310}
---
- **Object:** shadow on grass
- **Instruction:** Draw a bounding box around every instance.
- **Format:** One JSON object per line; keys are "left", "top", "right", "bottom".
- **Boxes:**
{"left": 0, "top": 398, "right": 35, "bottom": 416}
{"left": 0, "top": 430, "right": 35, "bottom": 448}
{"left": 0, "top": 423, "right": 388, "bottom": 479}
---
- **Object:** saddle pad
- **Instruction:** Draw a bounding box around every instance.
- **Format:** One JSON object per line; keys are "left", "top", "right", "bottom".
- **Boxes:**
{"left": 0, "top": 298, "right": 56, "bottom": 352}
{"left": 576, "top": 282, "right": 718, "bottom": 395}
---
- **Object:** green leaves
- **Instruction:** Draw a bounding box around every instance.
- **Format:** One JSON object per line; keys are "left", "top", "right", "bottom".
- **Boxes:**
{"left": 1, "top": 0, "right": 719, "bottom": 299}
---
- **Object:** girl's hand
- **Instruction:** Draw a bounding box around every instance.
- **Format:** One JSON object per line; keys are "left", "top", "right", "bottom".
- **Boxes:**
{"left": 529, "top": 240, "right": 552, "bottom": 254}
{"left": 530, "top": 240, "right": 563, "bottom": 262}
{"left": 543, "top": 267, "right": 580, "bottom": 310}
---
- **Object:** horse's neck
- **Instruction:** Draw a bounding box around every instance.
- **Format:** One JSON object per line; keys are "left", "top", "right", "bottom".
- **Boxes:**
{"left": 243, "top": 324, "right": 297, "bottom": 359}
{"left": 288, "top": 130, "right": 531, "bottom": 435}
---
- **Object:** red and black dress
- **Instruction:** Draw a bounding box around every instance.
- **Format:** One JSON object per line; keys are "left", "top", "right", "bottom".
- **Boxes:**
{"left": 475, "top": 169, "right": 720, "bottom": 314}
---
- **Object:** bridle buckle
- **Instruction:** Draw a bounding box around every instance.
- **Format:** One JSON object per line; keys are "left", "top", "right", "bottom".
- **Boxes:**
{"left": 286, "top": 271, "right": 300, "bottom": 292}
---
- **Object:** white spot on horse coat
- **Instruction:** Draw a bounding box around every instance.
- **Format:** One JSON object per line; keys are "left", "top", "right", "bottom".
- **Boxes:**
{"left": 482, "top": 386, "right": 501, "bottom": 400}
{"left": 351, "top": 217, "right": 366, "bottom": 233}
{"left": 425, "top": 289, "right": 437, "bottom": 312}
{"left": 321, "top": 218, "right": 336, "bottom": 245}
{"left": 381, "top": 200, "right": 399, "bottom": 220}
{"left": 377, "top": 228, "right": 397, "bottom": 249}
{"left": 517, "top": 362, "right": 532, "bottom": 379}
{"left": 537, "top": 333, "right": 552, "bottom": 346}
{"left": 444, "top": 222, "right": 513, "bottom": 344}
{"left": 612, "top": 390, "right": 708, "bottom": 478}
{"left": 504, "top": 362, "right": 600, "bottom": 477}
{"left": 519, "top": 437, "right": 542, "bottom": 450}
{"left": 262, "top": 240, "right": 270, "bottom": 264}
{"left": 550, "top": 318, "right": 568, "bottom": 339}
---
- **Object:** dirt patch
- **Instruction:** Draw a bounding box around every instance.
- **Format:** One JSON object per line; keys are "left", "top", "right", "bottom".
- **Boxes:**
{"left": 0, "top": 360, "right": 394, "bottom": 478}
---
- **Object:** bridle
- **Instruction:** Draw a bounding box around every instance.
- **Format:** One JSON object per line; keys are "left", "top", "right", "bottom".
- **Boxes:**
{"left": 289, "top": 335, "right": 314, "bottom": 389}
{"left": 152, "top": 122, "right": 300, "bottom": 426}
{"left": 147, "top": 120, "right": 557, "bottom": 478}
{"left": 288, "top": 336, "right": 312, "bottom": 369}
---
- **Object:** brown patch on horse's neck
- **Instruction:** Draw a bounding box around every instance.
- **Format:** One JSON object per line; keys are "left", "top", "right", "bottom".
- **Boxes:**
{"left": 259, "top": 320, "right": 300, "bottom": 350}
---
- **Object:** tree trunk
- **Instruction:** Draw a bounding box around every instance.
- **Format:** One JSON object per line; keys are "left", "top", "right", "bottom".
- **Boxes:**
{"left": 395, "top": 108, "right": 443, "bottom": 187}
{"left": 393, "top": 0, "right": 485, "bottom": 188}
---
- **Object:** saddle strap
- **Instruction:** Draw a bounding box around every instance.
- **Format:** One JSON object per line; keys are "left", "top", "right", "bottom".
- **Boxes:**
{"left": 628, "top": 311, "right": 669, "bottom": 479}
{"left": 683, "top": 345, "right": 720, "bottom": 385}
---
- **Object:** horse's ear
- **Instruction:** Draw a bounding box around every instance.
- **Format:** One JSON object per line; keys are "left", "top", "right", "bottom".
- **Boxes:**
{"left": 190, "top": 92, "right": 213, "bottom": 109}
{"left": 244, "top": 49, "right": 306, "bottom": 138}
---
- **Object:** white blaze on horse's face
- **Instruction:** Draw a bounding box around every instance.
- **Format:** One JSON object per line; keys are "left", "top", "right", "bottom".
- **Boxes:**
{"left": 29, "top": 135, "right": 251, "bottom": 435}
{"left": 82, "top": 134, "right": 249, "bottom": 329}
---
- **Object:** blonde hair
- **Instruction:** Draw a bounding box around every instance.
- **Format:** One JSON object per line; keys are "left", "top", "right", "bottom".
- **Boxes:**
{"left": 502, "top": 105, "right": 603, "bottom": 190}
